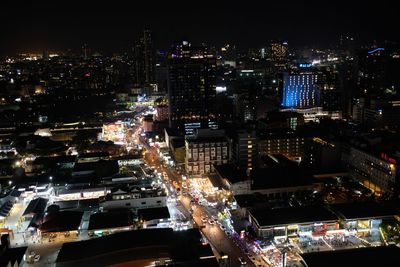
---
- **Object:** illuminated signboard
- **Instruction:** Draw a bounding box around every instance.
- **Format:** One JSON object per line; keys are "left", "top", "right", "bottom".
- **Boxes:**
{"left": 381, "top": 152, "right": 397, "bottom": 165}
{"left": 299, "top": 63, "right": 312, "bottom": 68}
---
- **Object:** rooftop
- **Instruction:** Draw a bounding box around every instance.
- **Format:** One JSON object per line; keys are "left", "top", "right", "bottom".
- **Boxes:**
{"left": 39, "top": 210, "right": 83, "bottom": 233}
{"left": 88, "top": 209, "right": 133, "bottom": 230}
{"left": 250, "top": 206, "right": 338, "bottom": 227}
{"left": 23, "top": 197, "right": 48, "bottom": 217}
{"left": 56, "top": 228, "right": 215, "bottom": 267}
{"left": 0, "top": 246, "right": 27, "bottom": 267}
{"left": 215, "top": 164, "right": 315, "bottom": 190}
{"left": 137, "top": 207, "right": 170, "bottom": 221}
{"left": 329, "top": 202, "right": 399, "bottom": 220}
{"left": 301, "top": 245, "right": 400, "bottom": 267}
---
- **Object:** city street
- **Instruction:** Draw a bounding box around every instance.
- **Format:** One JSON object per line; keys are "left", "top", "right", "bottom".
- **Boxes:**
{"left": 136, "top": 126, "right": 262, "bottom": 266}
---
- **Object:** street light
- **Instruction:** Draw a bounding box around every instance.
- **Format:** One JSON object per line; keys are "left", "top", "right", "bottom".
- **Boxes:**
{"left": 49, "top": 176, "right": 53, "bottom": 181}
{"left": 8, "top": 180, "right": 12, "bottom": 186}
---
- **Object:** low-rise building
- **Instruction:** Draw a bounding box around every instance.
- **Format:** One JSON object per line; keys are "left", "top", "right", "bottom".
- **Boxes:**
{"left": 249, "top": 206, "right": 338, "bottom": 240}
{"left": 99, "top": 187, "right": 167, "bottom": 210}
{"left": 214, "top": 162, "right": 319, "bottom": 197}
{"left": 329, "top": 202, "right": 399, "bottom": 235}
{"left": 342, "top": 145, "right": 398, "bottom": 195}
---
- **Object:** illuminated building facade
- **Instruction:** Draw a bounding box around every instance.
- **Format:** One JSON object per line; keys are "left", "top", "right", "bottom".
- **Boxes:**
{"left": 167, "top": 41, "right": 217, "bottom": 134}
{"left": 185, "top": 129, "right": 229, "bottom": 176}
{"left": 230, "top": 130, "right": 258, "bottom": 170}
{"left": 102, "top": 122, "right": 126, "bottom": 145}
{"left": 281, "top": 72, "right": 320, "bottom": 109}
{"left": 258, "top": 129, "right": 307, "bottom": 161}
{"left": 343, "top": 147, "right": 398, "bottom": 195}
{"left": 271, "top": 41, "right": 288, "bottom": 62}
{"left": 133, "top": 29, "right": 155, "bottom": 86}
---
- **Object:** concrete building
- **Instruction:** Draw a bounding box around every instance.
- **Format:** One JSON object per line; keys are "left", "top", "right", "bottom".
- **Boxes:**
{"left": 155, "top": 104, "right": 169, "bottom": 121}
{"left": 99, "top": 187, "right": 167, "bottom": 210}
{"left": 258, "top": 129, "right": 308, "bottom": 161}
{"left": 214, "top": 162, "right": 319, "bottom": 197}
{"left": 185, "top": 129, "right": 229, "bottom": 176}
{"left": 229, "top": 129, "right": 258, "bottom": 170}
{"left": 249, "top": 206, "right": 338, "bottom": 240}
{"left": 342, "top": 146, "right": 398, "bottom": 195}
{"left": 167, "top": 41, "right": 217, "bottom": 134}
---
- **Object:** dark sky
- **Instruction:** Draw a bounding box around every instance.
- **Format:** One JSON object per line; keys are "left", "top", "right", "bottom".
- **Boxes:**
{"left": 1, "top": 0, "right": 398, "bottom": 54}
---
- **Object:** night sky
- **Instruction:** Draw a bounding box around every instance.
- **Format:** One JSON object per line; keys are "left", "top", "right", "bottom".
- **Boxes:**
{"left": 1, "top": 0, "right": 398, "bottom": 54}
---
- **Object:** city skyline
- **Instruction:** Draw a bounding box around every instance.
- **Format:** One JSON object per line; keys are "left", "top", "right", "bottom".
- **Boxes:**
{"left": 2, "top": 2, "right": 400, "bottom": 266}
{"left": 2, "top": 0, "right": 399, "bottom": 54}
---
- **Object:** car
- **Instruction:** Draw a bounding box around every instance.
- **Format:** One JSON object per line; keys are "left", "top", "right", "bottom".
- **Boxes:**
{"left": 238, "top": 257, "right": 247, "bottom": 266}
{"left": 34, "top": 254, "right": 40, "bottom": 262}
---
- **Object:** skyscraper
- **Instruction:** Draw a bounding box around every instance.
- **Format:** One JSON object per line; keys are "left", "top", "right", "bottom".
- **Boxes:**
{"left": 281, "top": 72, "right": 320, "bottom": 109}
{"left": 142, "top": 29, "right": 155, "bottom": 85}
{"left": 167, "top": 41, "right": 217, "bottom": 134}
{"left": 132, "top": 29, "right": 155, "bottom": 86}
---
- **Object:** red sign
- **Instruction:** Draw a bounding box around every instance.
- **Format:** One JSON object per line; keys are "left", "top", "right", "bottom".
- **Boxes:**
{"left": 381, "top": 152, "right": 397, "bottom": 165}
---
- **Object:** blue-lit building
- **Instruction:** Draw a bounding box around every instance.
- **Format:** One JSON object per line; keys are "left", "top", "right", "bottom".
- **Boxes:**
{"left": 281, "top": 72, "right": 320, "bottom": 108}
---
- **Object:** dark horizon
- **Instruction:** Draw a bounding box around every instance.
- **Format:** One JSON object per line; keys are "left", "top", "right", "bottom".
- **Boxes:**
{"left": 1, "top": 0, "right": 399, "bottom": 54}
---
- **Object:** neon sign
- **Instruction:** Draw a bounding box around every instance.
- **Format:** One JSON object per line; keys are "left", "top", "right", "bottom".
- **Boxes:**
{"left": 368, "top": 48, "right": 385, "bottom": 54}
{"left": 381, "top": 152, "right": 397, "bottom": 165}
{"left": 299, "top": 63, "right": 312, "bottom": 68}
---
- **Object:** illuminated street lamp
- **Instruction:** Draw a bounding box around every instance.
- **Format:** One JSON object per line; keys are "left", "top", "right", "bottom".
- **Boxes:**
{"left": 8, "top": 180, "right": 12, "bottom": 186}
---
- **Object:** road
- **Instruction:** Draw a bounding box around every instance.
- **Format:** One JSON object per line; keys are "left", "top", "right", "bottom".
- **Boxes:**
{"left": 137, "top": 132, "right": 261, "bottom": 267}
{"left": 182, "top": 196, "right": 258, "bottom": 267}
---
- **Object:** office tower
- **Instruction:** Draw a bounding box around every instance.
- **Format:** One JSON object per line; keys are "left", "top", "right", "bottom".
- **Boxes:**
{"left": 82, "top": 43, "right": 89, "bottom": 60}
{"left": 142, "top": 29, "right": 155, "bottom": 84}
{"left": 357, "top": 46, "right": 400, "bottom": 99}
{"left": 132, "top": 29, "right": 155, "bottom": 86}
{"left": 281, "top": 72, "right": 320, "bottom": 109}
{"left": 220, "top": 44, "right": 236, "bottom": 67}
{"left": 318, "top": 68, "right": 341, "bottom": 112}
{"left": 167, "top": 41, "right": 217, "bottom": 134}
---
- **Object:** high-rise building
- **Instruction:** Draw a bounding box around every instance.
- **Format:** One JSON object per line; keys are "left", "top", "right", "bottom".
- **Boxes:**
{"left": 132, "top": 29, "right": 155, "bottom": 86}
{"left": 167, "top": 41, "right": 217, "bottom": 134}
{"left": 142, "top": 29, "right": 155, "bottom": 84}
{"left": 317, "top": 68, "right": 341, "bottom": 112}
{"left": 281, "top": 72, "right": 320, "bottom": 109}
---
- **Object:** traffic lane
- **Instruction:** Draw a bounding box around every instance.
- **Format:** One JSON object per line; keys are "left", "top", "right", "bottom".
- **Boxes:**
{"left": 194, "top": 209, "right": 255, "bottom": 267}
{"left": 137, "top": 132, "right": 256, "bottom": 266}
{"left": 186, "top": 200, "right": 255, "bottom": 267}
